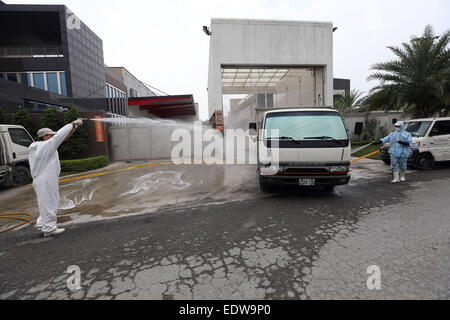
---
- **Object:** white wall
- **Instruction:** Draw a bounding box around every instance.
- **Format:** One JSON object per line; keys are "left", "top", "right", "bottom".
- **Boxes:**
{"left": 207, "top": 18, "right": 334, "bottom": 118}
{"left": 342, "top": 111, "right": 408, "bottom": 140}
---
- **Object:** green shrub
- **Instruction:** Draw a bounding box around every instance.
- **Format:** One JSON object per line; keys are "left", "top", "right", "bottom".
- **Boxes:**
{"left": 60, "top": 106, "right": 87, "bottom": 159}
{"left": 13, "top": 109, "right": 35, "bottom": 136}
{"left": 60, "top": 156, "right": 108, "bottom": 174}
{"left": 41, "top": 107, "right": 63, "bottom": 132}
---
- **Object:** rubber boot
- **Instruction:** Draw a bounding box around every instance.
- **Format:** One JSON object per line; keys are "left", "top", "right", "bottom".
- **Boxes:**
{"left": 391, "top": 170, "right": 400, "bottom": 183}
{"left": 400, "top": 170, "right": 406, "bottom": 182}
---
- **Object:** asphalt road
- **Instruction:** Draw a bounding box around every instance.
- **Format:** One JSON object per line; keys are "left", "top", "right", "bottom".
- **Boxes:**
{"left": 0, "top": 167, "right": 449, "bottom": 300}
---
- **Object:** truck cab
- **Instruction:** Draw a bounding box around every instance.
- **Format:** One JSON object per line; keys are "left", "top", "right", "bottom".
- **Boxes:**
{"left": 250, "top": 107, "right": 351, "bottom": 192}
{"left": 0, "top": 124, "right": 34, "bottom": 186}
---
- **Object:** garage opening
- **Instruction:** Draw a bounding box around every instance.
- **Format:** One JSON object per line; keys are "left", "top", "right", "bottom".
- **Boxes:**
{"left": 221, "top": 66, "right": 325, "bottom": 130}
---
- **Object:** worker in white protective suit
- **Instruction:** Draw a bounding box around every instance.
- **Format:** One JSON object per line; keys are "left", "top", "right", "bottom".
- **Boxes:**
{"left": 29, "top": 119, "right": 83, "bottom": 237}
{"left": 372, "top": 121, "right": 413, "bottom": 183}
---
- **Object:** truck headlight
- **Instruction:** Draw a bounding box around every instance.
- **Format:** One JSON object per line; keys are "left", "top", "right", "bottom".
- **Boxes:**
{"left": 260, "top": 165, "right": 281, "bottom": 176}
{"left": 329, "top": 165, "right": 349, "bottom": 172}
{"left": 412, "top": 141, "right": 420, "bottom": 148}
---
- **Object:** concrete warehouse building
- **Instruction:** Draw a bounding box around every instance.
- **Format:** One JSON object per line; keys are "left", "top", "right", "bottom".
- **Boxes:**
{"left": 205, "top": 18, "right": 334, "bottom": 127}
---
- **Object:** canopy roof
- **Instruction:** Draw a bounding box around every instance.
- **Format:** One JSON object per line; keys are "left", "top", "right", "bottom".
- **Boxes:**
{"left": 128, "top": 95, "right": 196, "bottom": 118}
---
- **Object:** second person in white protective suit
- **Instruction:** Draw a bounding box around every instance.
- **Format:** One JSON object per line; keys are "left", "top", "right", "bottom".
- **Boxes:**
{"left": 372, "top": 121, "right": 413, "bottom": 183}
{"left": 28, "top": 119, "right": 83, "bottom": 237}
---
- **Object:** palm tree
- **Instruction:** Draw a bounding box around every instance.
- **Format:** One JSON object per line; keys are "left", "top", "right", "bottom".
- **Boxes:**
{"left": 367, "top": 25, "right": 450, "bottom": 118}
{"left": 334, "top": 89, "right": 365, "bottom": 112}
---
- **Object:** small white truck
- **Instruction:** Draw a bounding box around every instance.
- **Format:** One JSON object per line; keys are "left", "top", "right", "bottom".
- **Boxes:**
{"left": 0, "top": 124, "right": 34, "bottom": 187}
{"left": 249, "top": 107, "right": 352, "bottom": 192}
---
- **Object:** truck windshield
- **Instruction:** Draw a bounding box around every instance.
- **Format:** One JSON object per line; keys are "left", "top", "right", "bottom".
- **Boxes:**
{"left": 404, "top": 121, "right": 432, "bottom": 137}
{"left": 265, "top": 111, "right": 348, "bottom": 141}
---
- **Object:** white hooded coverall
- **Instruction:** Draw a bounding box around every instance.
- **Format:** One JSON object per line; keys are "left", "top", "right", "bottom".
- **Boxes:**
{"left": 28, "top": 124, "right": 74, "bottom": 233}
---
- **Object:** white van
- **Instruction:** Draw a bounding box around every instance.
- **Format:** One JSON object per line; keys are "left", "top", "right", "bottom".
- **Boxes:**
{"left": 249, "top": 108, "right": 351, "bottom": 192}
{"left": 0, "top": 124, "right": 34, "bottom": 186}
{"left": 398, "top": 117, "right": 450, "bottom": 170}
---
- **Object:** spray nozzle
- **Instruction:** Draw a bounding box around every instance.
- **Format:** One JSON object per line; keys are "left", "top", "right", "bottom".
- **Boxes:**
{"left": 73, "top": 118, "right": 84, "bottom": 127}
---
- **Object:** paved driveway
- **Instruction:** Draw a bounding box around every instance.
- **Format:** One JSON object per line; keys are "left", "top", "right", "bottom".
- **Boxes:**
{"left": 0, "top": 161, "right": 448, "bottom": 300}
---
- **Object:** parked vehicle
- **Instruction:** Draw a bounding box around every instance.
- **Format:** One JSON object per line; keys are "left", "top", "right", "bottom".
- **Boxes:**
{"left": 379, "top": 117, "right": 450, "bottom": 170}
{"left": 249, "top": 107, "right": 351, "bottom": 192}
{"left": 0, "top": 124, "right": 34, "bottom": 186}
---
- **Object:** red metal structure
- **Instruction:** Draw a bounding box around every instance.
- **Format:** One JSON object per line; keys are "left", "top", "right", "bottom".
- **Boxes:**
{"left": 128, "top": 95, "right": 196, "bottom": 118}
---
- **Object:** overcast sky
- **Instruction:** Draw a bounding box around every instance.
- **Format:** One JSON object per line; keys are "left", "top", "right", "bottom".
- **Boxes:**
{"left": 7, "top": 0, "right": 450, "bottom": 120}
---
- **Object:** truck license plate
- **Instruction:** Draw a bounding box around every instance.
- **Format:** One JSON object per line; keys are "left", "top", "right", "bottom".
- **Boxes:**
{"left": 299, "top": 178, "right": 315, "bottom": 186}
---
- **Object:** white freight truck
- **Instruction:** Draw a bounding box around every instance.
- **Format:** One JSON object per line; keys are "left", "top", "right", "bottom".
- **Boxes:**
{"left": 0, "top": 124, "right": 34, "bottom": 187}
{"left": 249, "top": 107, "right": 352, "bottom": 192}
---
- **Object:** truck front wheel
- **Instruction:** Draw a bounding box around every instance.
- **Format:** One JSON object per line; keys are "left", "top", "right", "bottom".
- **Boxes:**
{"left": 415, "top": 153, "right": 434, "bottom": 171}
{"left": 9, "top": 166, "right": 31, "bottom": 186}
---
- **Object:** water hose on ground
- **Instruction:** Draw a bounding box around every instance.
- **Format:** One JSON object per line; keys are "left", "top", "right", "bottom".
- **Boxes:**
{"left": 351, "top": 150, "right": 380, "bottom": 163}
{"left": 0, "top": 213, "right": 33, "bottom": 233}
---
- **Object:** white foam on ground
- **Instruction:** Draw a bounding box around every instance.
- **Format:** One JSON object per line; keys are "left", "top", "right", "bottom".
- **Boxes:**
{"left": 119, "top": 171, "right": 192, "bottom": 197}
{"left": 59, "top": 178, "right": 99, "bottom": 210}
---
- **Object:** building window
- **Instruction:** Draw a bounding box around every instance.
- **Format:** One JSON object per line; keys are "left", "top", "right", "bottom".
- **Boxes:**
{"left": 23, "top": 98, "right": 69, "bottom": 113}
{"left": 46, "top": 72, "right": 59, "bottom": 94}
{"left": 6, "top": 73, "right": 18, "bottom": 82}
{"left": 1, "top": 70, "right": 67, "bottom": 95}
{"left": 105, "top": 83, "right": 126, "bottom": 115}
{"left": 20, "top": 73, "right": 31, "bottom": 86}
{"left": 33, "top": 73, "right": 45, "bottom": 90}
{"left": 60, "top": 72, "right": 67, "bottom": 96}
{"left": 354, "top": 122, "right": 364, "bottom": 135}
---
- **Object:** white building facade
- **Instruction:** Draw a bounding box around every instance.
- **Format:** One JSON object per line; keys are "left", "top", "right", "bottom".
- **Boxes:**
{"left": 206, "top": 18, "right": 334, "bottom": 121}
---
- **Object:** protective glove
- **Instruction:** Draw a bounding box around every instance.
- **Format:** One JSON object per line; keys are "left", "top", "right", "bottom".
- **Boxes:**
{"left": 72, "top": 119, "right": 83, "bottom": 127}
{"left": 398, "top": 140, "right": 409, "bottom": 146}
{"left": 372, "top": 140, "right": 382, "bottom": 145}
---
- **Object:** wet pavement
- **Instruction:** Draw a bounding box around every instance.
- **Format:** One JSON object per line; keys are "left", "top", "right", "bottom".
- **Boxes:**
{"left": 0, "top": 162, "right": 260, "bottom": 228}
{"left": 0, "top": 160, "right": 449, "bottom": 300}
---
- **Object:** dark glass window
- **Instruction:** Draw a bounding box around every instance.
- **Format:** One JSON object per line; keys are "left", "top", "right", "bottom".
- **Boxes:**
{"left": 37, "top": 103, "right": 48, "bottom": 111}
{"left": 46, "top": 72, "right": 59, "bottom": 94}
{"left": 20, "top": 73, "right": 31, "bottom": 86}
{"left": 24, "top": 99, "right": 36, "bottom": 111}
{"left": 60, "top": 72, "right": 67, "bottom": 96}
{"left": 8, "top": 128, "right": 33, "bottom": 147}
{"left": 354, "top": 122, "right": 364, "bottom": 135}
{"left": 6, "top": 73, "right": 17, "bottom": 82}
{"left": 33, "top": 73, "right": 45, "bottom": 90}
{"left": 431, "top": 121, "right": 450, "bottom": 136}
